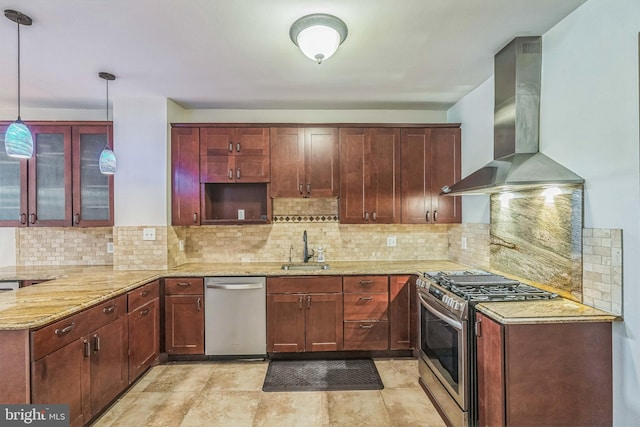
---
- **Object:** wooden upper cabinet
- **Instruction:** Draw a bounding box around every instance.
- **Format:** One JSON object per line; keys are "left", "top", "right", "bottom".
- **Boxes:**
{"left": 72, "top": 125, "right": 114, "bottom": 227}
{"left": 171, "top": 127, "right": 201, "bottom": 225}
{"left": 401, "top": 127, "right": 461, "bottom": 224}
{"left": 270, "top": 127, "right": 339, "bottom": 198}
{"left": 0, "top": 124, "right": 28, "bottom": 227}
{"left": 339, "top": 128, "right": 401, "bottom": 224}
{"left": 200, "top": 127, "right": 270, "bottom": 183}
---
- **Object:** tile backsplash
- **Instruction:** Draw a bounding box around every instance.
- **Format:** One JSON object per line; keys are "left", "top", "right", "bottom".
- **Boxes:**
{"left": 582, "top": 228, "right": 623, "bottom": 316}
{"left": 447, "top": 223, "right": 490, "bottom": 270}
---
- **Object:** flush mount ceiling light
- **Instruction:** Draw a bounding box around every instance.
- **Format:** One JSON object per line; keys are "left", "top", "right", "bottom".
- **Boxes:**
{"left": 98, "top": 72, "right": 117, "bottom": 175}
{"left": 289, "top": 13, "right": 348, "bottom": 64}
{"left": 4, "top": 9, "right": 33, "bottom": 159}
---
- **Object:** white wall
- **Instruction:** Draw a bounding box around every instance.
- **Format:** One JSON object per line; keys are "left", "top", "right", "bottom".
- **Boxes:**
{"left": 447, "top": 0, "right": 640, "bottom": 423}
{"left": 446, "top": 78, "right": 493, "bottom": 224}
{"left": 113, "top": 97, "right": 169, "bottom": 226}
{"left": 0, "top": 229, "right": 16, "bottom": 267}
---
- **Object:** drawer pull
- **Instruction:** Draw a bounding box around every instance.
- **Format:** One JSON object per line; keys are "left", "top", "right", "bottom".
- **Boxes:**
{"left": 307, "top": 295, "right": 311, "bottom": 309}
{"left": 83, "top": 339, "right": 91, "bottom": 357}
{"left": 93, "top": 334, "right": 101, "bottom": 352}
{"left": 358, "top": 297, "right": 374, "bottom": 301}
{"left": 140, "top": 308, "right": 151, "bottom": 316}
{"left": 54, "top": 323, "right": 75, "bottom": 336}
{"left": 359, "top": 280, "right": 373, "bottom": 286}
{"left": 298, "top": 296, "right": 304, "bottom": 309}
{"left": 360, "top": 324, "right": 374, "bottom": 329}
{"left": 103, "top": 305, "right": 117, "bottom": 314}
{"left": 140, "top": 290, "right": 150, "bottom": 297}
{"left": 177, "top": 282, "right": 191, "bottom": 287}
{"left": 197, "top": 298, "right": 202, "bottom": 311}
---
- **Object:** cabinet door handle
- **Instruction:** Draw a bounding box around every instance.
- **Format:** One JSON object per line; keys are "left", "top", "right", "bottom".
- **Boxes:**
{"left": 298, "top": 296, "right": 304, "bottom": 309}
{"left": 20, "top": 213, "right": 27, "bottom": 224}
{"left": 236, "top": 143, "right": 241, "bottom": 152}
{"left": 83, "top": 339, "right": 91, "bottom": 357}
{"left": 228, "top": 169, "right": 233, "bottom": 179}
{"left": 306, "top": 183, "right": 311, "bottom": 195}
{"left": 93, "top": 334, "right": 100, "bottom": 352}
{"left": 197, "top": 298, "right": 202, "bottom": 311}
{"left": 193, "top": 213, "right": 198, "bottom": 223}
{"left": 177, "top": 282, "right": 191, "bottom": 287}
{"left": 299, "top": 184, "right": 303, "bottom": 194}
{"left": 426, "top": 210, "right": 430, "bottom": 222}
{"left": 140, "top": 308, "right": 151, "bottom": 316}
{"left": 103, "top": 305, "right": 116, "bottom": 314}
{"left": 74, "top": 213, "right": 80, "bottom": 224}
{"left": 30, "top": 213, "right": 37, "bottom": 224}
{"left": 358, "top": 296, "right": 374, "bottom": 301}
{"left": 372, "top": 211, "right": 377, "bottom": 221}
{"left": 54, "top": 323, "right": 75, "bottom": 336}
{"left": 236, "top": 169, "right": 240, "bottom": 179}
{"left": 475, "top": 318, "right": 482, "bottom": 337}
{"left": 360, "top": 324, "right": 374, "bottom": 329}
{"left": 307, "top": 295, "right": 311, "bottom": 309}
{"left": 140, "top": 290, "right": 150, "bottom": 297}
{"left": 359, "top": 280, "right": 373, "bottom": 286}
{"left": 434, "top": 210, "right": 438, "bottom": 222}
{"left": 364, "top": 211, "right": 369, "bottom": 221}
{"left": 228, "top": 142, "right": 233, "bottom": 152}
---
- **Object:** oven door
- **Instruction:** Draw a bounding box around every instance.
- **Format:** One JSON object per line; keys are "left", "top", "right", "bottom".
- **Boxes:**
{"left": 418, "top": 288, "right": 468, "bottom": 410}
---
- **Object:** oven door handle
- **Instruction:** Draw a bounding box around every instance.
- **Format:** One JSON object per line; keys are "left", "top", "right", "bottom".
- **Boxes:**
{"left": 418, "top": 291, "right": 463, "bottom": 330}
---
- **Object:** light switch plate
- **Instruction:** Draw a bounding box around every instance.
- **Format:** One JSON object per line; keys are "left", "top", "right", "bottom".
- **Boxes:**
{"left": 387, "top": 236, "right": 397, "bottom": 247}
{"left": 143, "top": 227, "right": 156, "bottom": 241}
{"left": 106, "top": 242, "right": 114, "bottom": 253}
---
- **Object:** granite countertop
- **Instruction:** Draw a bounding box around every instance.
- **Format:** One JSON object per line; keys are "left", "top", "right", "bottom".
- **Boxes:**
{"left": 0, "top": 260, "right": 467, "bottom": 330}
{"left": 0, "top": 260, "right": 618, "bottom": 330}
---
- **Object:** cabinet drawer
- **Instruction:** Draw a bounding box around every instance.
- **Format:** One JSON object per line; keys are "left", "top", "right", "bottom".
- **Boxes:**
{"left": 343, "top": 293, "right": 389, "bottom": 320}
{"left": 343, "top": 276, "right": 388, "bottom": 293}
{"left": 128, "top": 280, "right": 160, "bottom": 312}
{"left": 343, "top": 321, "right": 389, "bottom": 350}
{"left": 165, "top": 277, "right": 204, "bottom": 295}
{"left": 267, "top": 276, "right": 342, "bottom": 294}
{"left": 31, "top": 294, "right": 126, "bottom": 361}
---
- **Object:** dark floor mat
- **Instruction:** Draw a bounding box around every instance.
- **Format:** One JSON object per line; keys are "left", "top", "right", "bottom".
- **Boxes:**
{"left": 262, "top": 359, "right": 384, "bottom": 392}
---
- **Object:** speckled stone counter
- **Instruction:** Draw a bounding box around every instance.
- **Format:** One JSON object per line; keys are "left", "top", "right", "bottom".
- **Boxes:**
{"left": 0, "top": 260, "right": 468, "bottom": 330}
{"left": 476, "top": 298, "right": 617, "bottom": 324}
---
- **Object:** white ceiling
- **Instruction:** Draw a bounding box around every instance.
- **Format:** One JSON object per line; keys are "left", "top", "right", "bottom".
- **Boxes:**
{"left": 0, "top": 0, "right": 586, "bottom": 112}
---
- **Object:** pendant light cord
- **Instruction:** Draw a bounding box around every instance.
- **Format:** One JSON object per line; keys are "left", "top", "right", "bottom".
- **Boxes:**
{"left": 16, "top": 18, "right": 21, "bottom": 121}
{"left": 105, "top": 77, "right": 110, "bottom": 149}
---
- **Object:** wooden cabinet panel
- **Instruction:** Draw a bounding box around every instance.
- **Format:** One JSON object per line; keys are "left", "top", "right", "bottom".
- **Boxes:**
{"left": 343, "top": 293, "right": 388, "bottom": 321}
{"left": 270, "top": 127, "right": 305, "bottom": 197}
{"left": 305, "top": 293, "right": 343, "bottom": 352}
{"left": 401, "top": 127, "right": 461, "bottom": 224}
{"left": 339, "top": 128, "right": 400, "bottom": 224}
{"left": 31, "top": 338, "right": 89, "bottom": 427}
{"left": 171, "top": 127, "right": 200, "bottom": 225}
{"left": 343, "top": 321, "right": 389, "bottom": 351}
{"left": 389, "top": 275, "right": 413, "bottom": 350}
{"left": 476, "top": 312, "right": 505, "bottom": 427}
{"left": 128, "top": 298, "right": 160, "bottom": 382}
{"left": 343, "top": 276, "right": 388, "bottom": 293}
{"left": 266, "top": 293, "right": 306, "bottom": 352}
{"left": 165, "top": 277, "right": 204, "bottom": 295}
{"left": 304, "top": 128, "right": 339, "bottom": 197}
{"left": 164, "top": 295, "right": 204, "bottom": 354}
{"left": 267, "top": 276, "right": 342, "bottom": 294}
{"left": 127, "top": 280, "right": 160, "bottom": 312}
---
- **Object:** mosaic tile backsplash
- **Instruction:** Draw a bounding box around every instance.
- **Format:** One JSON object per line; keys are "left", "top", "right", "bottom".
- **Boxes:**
{"left": 582, "top": 228, "right": 622, "bottom": 316}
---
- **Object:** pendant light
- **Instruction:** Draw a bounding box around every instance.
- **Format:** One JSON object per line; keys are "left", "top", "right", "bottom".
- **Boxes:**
{"left": 98, "top": 72, "right": 116, "bottom": 175}
{"left": 4, "top": 10, "right": 33, "bottom": 158}
{"left": 289, "top": 13, "right": 348, "bottom": 64}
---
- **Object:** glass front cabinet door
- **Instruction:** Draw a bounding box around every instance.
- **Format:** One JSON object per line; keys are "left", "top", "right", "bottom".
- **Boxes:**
{"left": 0, "top": 125, "right": 29, "bottom": 226}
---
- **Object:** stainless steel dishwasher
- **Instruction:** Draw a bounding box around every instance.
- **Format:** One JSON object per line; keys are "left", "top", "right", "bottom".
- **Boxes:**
{"left": 204, "top": 276, "right": 266, "bottom": 358}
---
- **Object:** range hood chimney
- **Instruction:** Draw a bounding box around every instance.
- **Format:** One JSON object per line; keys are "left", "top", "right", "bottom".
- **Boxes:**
{"left": 442, "top": 36, "right": 583, "bottom": 196}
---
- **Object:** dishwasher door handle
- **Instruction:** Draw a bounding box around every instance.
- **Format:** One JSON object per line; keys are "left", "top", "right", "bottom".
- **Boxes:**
{"left": 206, "top": 283, "right": 264, "bottom": 290}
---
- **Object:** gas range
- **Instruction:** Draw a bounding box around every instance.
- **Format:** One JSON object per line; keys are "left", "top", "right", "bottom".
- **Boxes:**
{"left": 416, "top": 270, "right": 557, "bottom": 318}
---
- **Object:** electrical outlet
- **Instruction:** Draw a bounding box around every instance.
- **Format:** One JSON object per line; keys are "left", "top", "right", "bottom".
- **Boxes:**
{"left": 142, "top": 227, "right": 156, "bottom": 241}
{"left": 462, "top": 237, "right": 468, "bottom": 250}
{"left": 106, "top": 242, "right": 114, "bottom": 253}
{"left": 179, "top": 240, "right": 185, "bottom": 251}
{"left": 387, "top": 236, "right": 397, "bottom": 247}
{"left": 238, "top": 209, "right": 245, "bottom": 220}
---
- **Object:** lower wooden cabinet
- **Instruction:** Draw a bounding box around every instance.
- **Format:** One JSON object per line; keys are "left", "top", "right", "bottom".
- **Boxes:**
{"left": 164, "top": 277, "right": 205, "bottom": 354}
{"left": 266, "top": 277, "right": 343, "bottom": 352}
{"left": 343, "top": 276, "right": 389, "bottom": 351}
{"left": 476, "top": 312, "right": 612, "bottom": 427}
{"left": 31, "top": 295, "right": 128, "bottom": 427}
{"left": 127, "top": 280, "right": 160, "bottom": 382}
{"left": 389, "top": 275, "right": 414, "bottom": 350}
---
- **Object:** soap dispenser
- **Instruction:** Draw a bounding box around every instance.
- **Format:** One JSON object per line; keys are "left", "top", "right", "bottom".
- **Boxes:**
{"left": 316, "top": 246, "right": 325, "bottom": 263}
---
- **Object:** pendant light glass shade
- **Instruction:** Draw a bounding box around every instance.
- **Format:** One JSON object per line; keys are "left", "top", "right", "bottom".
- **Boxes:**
{"left": 290, "top": 14, "right": 348, "bottom": 64}
{"left": 98, "top": 72, "right": 116, "bottom": 175}
{"left": 5, "top": 119, "right": 34, "bottom": 158}
{"left": 4, "top": 10, "right": 33, "bottom": 159}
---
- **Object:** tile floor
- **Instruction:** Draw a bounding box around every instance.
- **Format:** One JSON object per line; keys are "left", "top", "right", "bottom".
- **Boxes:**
{"left": 91, "top": 358, "right": 446, "bottom": 427}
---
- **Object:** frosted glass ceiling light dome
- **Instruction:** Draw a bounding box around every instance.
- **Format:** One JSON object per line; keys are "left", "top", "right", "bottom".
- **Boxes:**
{"left": 4, "top": 9, "right": 34, "bottom": 159}
{"left": 98, "top": 72, "right": 117, "bottom": 175}
{"left": 290, "top": 13, "right": 348, "bottom": 64}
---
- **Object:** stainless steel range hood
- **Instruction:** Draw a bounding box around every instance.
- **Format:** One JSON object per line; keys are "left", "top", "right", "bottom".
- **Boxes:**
{"left": 442, "top": 36, "right": 583, "bottom": 196}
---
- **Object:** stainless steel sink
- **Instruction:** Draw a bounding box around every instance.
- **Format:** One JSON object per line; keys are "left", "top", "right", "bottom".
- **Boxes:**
{"left": 281, "top": 262, "right": 330, "bottom": 271}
